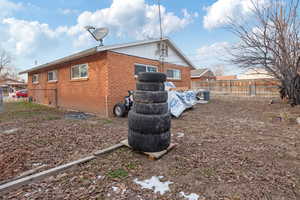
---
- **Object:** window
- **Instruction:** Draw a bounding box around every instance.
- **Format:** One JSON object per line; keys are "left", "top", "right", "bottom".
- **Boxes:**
{"left": 32, "top": 74, "right": 39, "bottom": 83}
{"left": 167, "top": 69, "right": 181, "bottom": 80}
{"left": 48, "top": 70, "right": 57, "bottom": 82}
{"left": 134, "top": 64, "right": 157, "bottom": 76}
{"left": 71, "top": 64, "right": 88, "bottom": 79}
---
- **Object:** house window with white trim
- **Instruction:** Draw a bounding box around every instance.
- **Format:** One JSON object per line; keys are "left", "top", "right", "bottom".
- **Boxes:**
{"left": 134, "top": 64, "right": 157, "bottom": 76}
{"left": 71, "top": 64, "right": 88, "bottom": 79}
{"left": 48, "top": 70, "right": 57, "bottom": 82}
{"left": 32, "top": 74, "right": 39, "bottom": 83}
{"left": 167, "top": 69, "right": 181, "bottom": 80}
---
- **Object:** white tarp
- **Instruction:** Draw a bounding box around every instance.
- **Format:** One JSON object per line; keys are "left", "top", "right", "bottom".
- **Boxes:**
{"left": 168, "top": 90, "right": 198, "bottom": 118}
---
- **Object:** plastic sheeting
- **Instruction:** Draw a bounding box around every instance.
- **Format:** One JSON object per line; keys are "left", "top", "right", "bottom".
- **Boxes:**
{"left": 168, "top": 90, "right": 198, "bottom": 118}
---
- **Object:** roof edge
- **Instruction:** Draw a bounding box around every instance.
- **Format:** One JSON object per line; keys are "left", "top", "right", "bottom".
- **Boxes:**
{"left": 19, "top": 47, "right": 98, "bottom": 74}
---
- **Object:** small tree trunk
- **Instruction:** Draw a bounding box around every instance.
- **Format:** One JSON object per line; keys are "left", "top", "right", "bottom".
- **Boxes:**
{"left": 280, "top": 75, "right": 300, "bottom": 106}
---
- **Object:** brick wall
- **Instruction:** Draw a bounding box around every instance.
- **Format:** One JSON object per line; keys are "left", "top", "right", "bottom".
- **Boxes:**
{"left": 28, "top": 51, "right": 192, "bottom": 117}
{"left": 106, "top": 51, "right": 192, "bottom": 116}
{"left": 28, "top": 52, "right": 109, "bottom": 115}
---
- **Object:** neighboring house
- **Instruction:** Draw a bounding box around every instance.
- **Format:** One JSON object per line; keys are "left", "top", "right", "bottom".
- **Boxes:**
{"left": 191, "top": 68, "right": 215, "bottom": 82}
{"left": 237, "top": 68, "right": 274, "bottom": 80}
{"left": 0, "top": 78, "right": 27, "bottom": 95}
{"left": 20, "top": 38, "right": 195, "bottom": 116}
{"left": 216, "top": 75, "right": 237, "bottom": 80}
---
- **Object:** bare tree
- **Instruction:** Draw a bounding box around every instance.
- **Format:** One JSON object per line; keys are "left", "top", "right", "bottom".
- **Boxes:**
{"left": 0, "top": 50, "right": 11, "bottom": 80}
{"left": 227, "top": 0, "right": 300, "bottom": 105}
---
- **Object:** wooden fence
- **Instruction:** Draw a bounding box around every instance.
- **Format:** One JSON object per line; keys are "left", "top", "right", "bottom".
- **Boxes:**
{"left": 191, "top": 79, "right": 280, "bottom": 97}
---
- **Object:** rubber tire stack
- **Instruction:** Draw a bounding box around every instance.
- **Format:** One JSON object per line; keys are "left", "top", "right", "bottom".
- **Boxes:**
{"left": 128, "top": 72, "right": 171, "bottom": 152}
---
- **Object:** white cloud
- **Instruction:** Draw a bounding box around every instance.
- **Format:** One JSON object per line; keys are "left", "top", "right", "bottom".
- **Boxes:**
{"left": 197, "top": 42, "right": 230, "bottom": 60}
{"left": 195, "top": 42, "right": 243, "bottom": 74}
{"left": 64, "top": 0, "right": 196, "bottom": 45}
{"left": 2, "top": 18, "right": 63, "bottom": 56}
{"left": 0, "top": 0, "right": 22, "bottom": 19}
{"left": 203, "top": 0, "right": 269, "bottom": 29}
{"left": 0, "top": 0, "right": 195, "bottom": 70}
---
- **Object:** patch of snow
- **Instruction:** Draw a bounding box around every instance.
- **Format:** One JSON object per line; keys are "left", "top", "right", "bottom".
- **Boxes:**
{"left": 180, "top": 192, "right": 199, "bottom": 200}
{"left": 32, "top": 163, "right": 42, "bottom": 167}
{"left": 133, "top": 176, "right": 173, "bottom": 195}
{"left": 97, "top": 175, "right": 103, "bottom": 179}
{"left": 3, "top": 128, "right": 19, "bottom": 134}
{"left": 112, "top": 186, "right": 119, "bottom": 192}
{"left": 296, "top": 117, "right": 300, "bottom": 125}
{"left": 196, "top": 100, "right": 208, "bottom": 104}
{"left": 107, "top": 193, "right": 111, "bottom": 197}
{"left": 177, "top": 132, "right": 185, "bottom": 138}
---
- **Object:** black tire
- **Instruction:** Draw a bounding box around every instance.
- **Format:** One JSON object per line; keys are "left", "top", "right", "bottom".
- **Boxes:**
{"left": 128, "top": 129, "right": 170, "bottom": 152}
{"left": 136, "top": 81, "right": 165, "bottom": 91}
{"left": 133, "top": 102, "right": 168, "bottom": 115}
{"left": 113, "top": 103, "right": 127, "bottom": 117}
{"left": 138, "top": 72, "right": 167, "bottom": 83}
{"left": 134, "top": 90, "right": 168, "bottom": 103}
{"left": 128, "top": 111, "right": 171, "bottom": 134}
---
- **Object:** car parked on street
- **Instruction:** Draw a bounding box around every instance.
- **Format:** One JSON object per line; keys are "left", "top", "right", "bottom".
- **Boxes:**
{"left": 16, "top": 89, "right": 28, "bottom": 98}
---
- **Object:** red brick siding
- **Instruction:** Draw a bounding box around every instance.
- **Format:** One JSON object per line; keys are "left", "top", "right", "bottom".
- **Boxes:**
{"left": 106, "top": 51, "right": 191, "bottom": 116}
{"left": 27, "top": 50, "right": 192, "bottom": 116}
{"left": 28, "top": 52, "right": 109, "bottom": 115}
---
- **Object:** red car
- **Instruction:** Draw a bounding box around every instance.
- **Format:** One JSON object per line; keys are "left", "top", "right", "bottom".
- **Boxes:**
{"left": 16, "top": 89, "right": 28, "bottom": 98}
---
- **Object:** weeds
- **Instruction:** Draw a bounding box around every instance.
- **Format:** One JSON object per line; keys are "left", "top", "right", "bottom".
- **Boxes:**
{"left": 107, "top": 169, "right": 128, "bottom": 179}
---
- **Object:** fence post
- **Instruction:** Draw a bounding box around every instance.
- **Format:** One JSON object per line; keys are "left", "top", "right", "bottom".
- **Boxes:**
{"left": 208, "top": 80, "right": 210, "bottom": 91}
{"left": 54, "top": 89, "right": 58, "bottom": 108}
{"left": 254, "top": 81, "right": 257, "bottom": 96}
{"left": 0, "top": 87, "right": 3, "bottom": 113}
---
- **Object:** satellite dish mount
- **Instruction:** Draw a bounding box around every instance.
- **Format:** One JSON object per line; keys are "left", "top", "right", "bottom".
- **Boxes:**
{"left": 84, "top": 26, "right": 109, "bottom": 46}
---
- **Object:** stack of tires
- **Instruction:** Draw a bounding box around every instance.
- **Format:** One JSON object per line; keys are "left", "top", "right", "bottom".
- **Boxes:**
{"left": 128, "top": 72, "right": 171, "bottom": 152}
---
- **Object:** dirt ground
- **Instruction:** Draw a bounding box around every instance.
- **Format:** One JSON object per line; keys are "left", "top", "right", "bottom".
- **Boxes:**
{"left": 0, "top": 98, "right": 299, "bottom": 200}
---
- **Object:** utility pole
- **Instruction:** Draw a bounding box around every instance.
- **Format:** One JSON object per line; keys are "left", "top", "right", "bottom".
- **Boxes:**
{"left": 157, "top": 0, "right": 165, "bottom": 72}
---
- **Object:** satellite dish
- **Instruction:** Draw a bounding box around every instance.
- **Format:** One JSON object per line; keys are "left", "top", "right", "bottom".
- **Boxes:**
{"left": 84, "top": 26, "right": 109, "bottom": 46}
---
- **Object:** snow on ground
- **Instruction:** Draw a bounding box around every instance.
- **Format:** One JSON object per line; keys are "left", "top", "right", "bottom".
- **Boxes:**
{"left": 180, "top": 192, "right": 200, "bottom": 200}
{"left": 2, "top": 128, "right": 19, "bottom": 134}
{"left": 133, "top": 176, "right": 173, "bottom": 195}
{"left": 176, "top": 132, "right": 185, "bottom": 138}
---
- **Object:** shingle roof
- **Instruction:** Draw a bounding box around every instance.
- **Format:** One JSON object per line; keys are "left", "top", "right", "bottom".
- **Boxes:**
{"left": 191, "top": 68, "right": 209, "bottom": 77}
{"left": 19, "top": 38, "right": 195, "bottom": 74}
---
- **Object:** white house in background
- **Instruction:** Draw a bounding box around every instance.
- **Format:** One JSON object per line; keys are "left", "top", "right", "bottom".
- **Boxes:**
{"left": 237, "top": 68, "right": 274, "bottom": 80}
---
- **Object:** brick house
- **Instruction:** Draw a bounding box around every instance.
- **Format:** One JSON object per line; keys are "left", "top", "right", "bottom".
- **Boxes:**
{"left": 191, "top": 68, "right": 215, "bottom": 82}
{"left": 20, "top": 38, "right": 195, "bottom": 116}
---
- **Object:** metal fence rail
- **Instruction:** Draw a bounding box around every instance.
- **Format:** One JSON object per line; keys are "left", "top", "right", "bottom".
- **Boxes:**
{"left": 192, "top": 79, "right": 279, "bottom": 97}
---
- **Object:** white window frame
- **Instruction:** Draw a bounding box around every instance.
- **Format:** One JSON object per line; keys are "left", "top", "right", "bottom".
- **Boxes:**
{"left": 166, "top": 69, "right": 181, "bottom": 80}
{"left": 32, "top": 74, "right": 39, "bottom": 84}
{"left": 71, "top": 64, "right": 89, "bottom": 80}
{"left": 48, "top": 70, "right": 58, "bottom": 82}
{"left": 134, "top": 63, "right": 158, "bottom": 77}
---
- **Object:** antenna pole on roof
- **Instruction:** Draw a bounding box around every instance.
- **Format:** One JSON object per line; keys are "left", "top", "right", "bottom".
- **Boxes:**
{"left": 157, "top": 0, "right": 165, "bottom": 72}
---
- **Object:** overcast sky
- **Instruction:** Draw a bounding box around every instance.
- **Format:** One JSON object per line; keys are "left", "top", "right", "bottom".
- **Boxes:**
{"left": 0, "top": 0, "right": 272, "bottom": 76}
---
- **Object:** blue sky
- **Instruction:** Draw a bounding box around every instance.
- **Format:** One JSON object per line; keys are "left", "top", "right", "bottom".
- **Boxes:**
{"left": 0, "top": 0, "right": 271, "bottom": 76}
